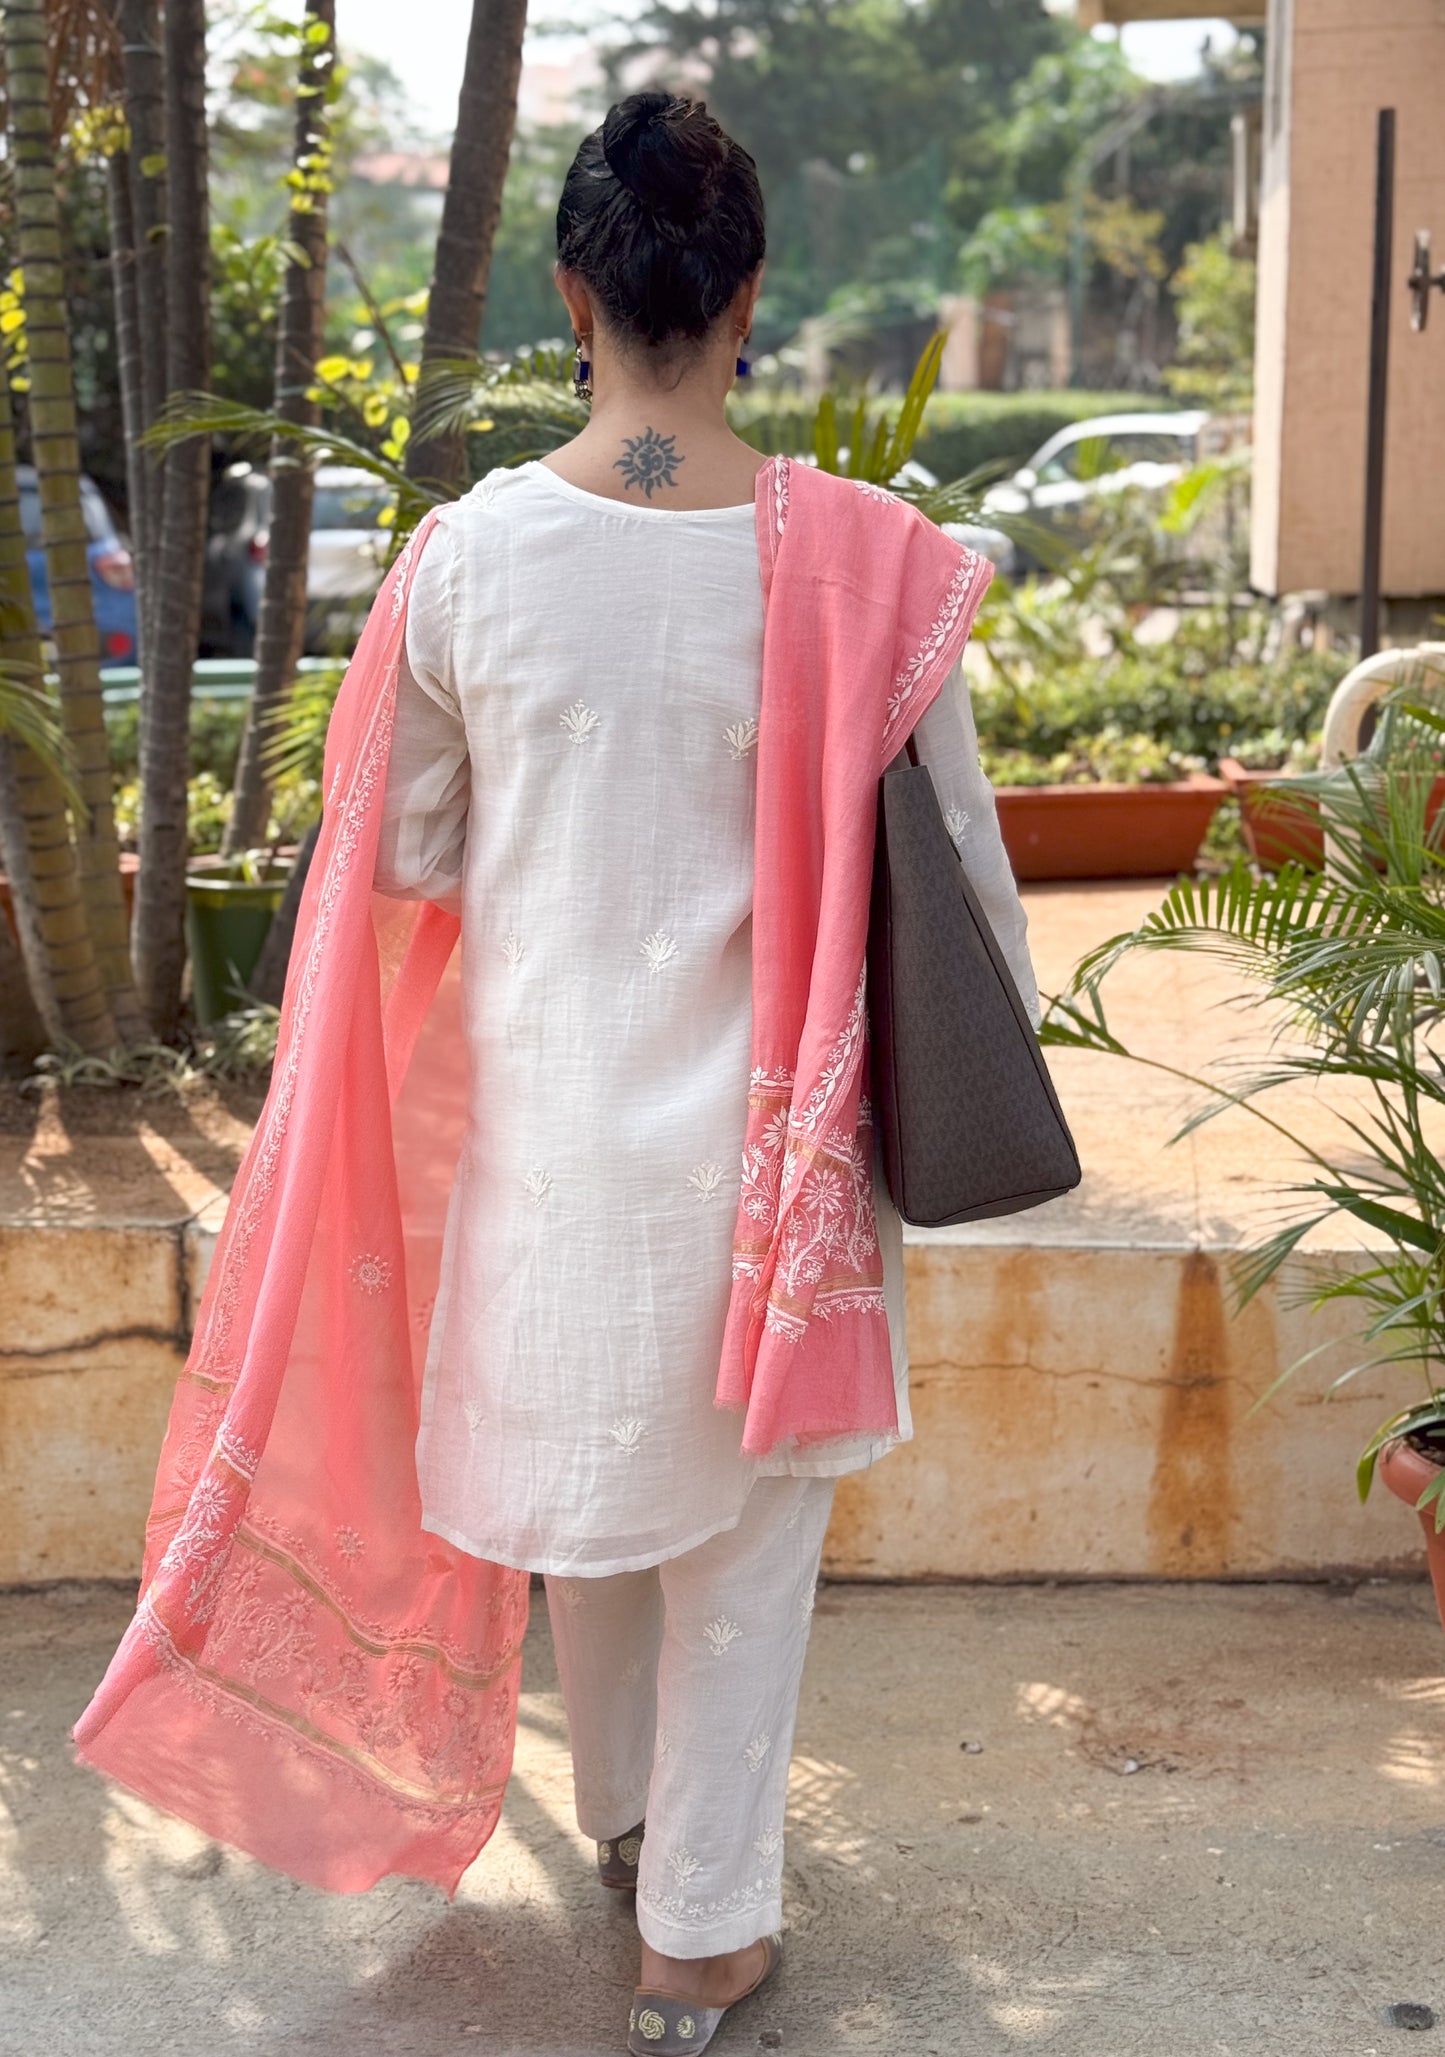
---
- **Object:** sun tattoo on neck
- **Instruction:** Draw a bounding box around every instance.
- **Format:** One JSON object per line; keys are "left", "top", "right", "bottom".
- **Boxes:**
{"left": 614, "top": 427, "right": 684, "bottom": 498}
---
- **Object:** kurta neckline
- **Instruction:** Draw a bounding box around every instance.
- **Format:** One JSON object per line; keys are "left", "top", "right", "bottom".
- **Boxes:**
{"left": 524, "top": 456, "right": 763, "bottom": 522}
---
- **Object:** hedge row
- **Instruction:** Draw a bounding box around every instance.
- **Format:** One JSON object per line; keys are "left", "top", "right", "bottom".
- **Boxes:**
{"left": 729, "top": 388, "right": 1171, "bottom": 483}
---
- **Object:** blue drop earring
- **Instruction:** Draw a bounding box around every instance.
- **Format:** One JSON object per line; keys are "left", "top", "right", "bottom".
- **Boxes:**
{"left": 572, "top": 334, "right": 593, "bottom": 404}
{"left": 735, "top": 333, "right": 751, "bottom": 379}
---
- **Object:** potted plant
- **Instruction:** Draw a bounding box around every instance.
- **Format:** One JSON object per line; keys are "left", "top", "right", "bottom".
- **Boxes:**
{"left": 971, "top": 611, "right": 1343, "bottom": 883}
{"left": 1045, "top": 694, "right": 1445, "bottom": 1631}
{"left": 987, "top": 731, "right": 1227, "bottom": 880}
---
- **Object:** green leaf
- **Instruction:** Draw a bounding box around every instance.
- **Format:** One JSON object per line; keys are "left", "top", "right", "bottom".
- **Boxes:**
{"left": 1318, "top": 1187, "right": 1440, "bottom": 1254}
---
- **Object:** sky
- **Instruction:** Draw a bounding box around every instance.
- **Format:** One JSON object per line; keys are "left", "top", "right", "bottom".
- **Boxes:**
{"left": 330, "top": 1, "right": 1242, "bottom": 141}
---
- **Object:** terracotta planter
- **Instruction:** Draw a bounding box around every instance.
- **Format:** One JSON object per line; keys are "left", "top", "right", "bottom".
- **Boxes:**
{"left": 1220, "top": 759, "right": 1445, "bottom": 873}
{"left": 993, "top": 776, "right": 1227, "bottom": 883}
{"left": 1380, "top": 1436, "right": 1445, "bottom": 1636}
{"left": 1217, "top": 759, "right": 1324, "bottom": 870}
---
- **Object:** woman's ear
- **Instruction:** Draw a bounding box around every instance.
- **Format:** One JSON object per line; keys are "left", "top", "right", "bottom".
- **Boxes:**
{"left": 553, "top": 264, "right": 594, "bottom": 340}
{"left": 736, "top": 263, "right": 765, "bottom": 337}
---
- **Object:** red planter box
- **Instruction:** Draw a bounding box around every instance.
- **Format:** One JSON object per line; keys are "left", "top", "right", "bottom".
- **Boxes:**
{"left": 1220, "top": 757, "right": 1445, "bottom": 872}
{"left": 994, "top": 776, "right": 1227, "bottom": 882}
{"left": 1218, "top": 759, "right": 1323, "bottom": 870}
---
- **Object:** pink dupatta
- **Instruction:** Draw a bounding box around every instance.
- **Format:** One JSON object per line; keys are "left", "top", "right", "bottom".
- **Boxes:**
{"left": 716, "top": 459, "right": 992, "bottom": 1454}
{"left": 72, "top": 457, "right": 989, "bottom": 1897}
{"left": 72, "top": 513, "right": 528, "bottom": 1895}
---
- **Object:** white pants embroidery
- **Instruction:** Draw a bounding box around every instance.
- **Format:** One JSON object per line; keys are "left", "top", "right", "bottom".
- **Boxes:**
{"left": 544, "top": 1474, "right": 836, "bottom": 1958}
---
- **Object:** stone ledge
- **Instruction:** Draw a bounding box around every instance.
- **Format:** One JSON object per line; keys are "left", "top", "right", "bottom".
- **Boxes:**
{"left": 0, "top": 1210, "right": 1417, "bottom": 1585}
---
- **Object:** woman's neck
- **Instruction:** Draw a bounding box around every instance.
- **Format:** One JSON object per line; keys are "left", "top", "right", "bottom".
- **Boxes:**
{"left": 542, "top": 357, "right": 767, "bottom": 511}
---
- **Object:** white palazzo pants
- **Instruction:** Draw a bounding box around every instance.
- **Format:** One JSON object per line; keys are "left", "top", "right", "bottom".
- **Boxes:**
{"left": 544, "top": 1475, "right": 836, "bottom": 1958}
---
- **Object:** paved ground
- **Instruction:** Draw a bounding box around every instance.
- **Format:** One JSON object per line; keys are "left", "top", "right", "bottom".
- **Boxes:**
{"left": 4, "top": 1577, "right": 1443, "bottom": 2057}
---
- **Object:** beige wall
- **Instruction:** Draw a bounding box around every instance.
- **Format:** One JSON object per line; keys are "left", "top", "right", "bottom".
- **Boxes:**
{"left": 1251, "top": 0, "right": 1445, "bottom": 596}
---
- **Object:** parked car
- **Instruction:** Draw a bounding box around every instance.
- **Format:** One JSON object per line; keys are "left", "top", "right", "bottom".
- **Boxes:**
{"left": 981, "top": 409, "right": 1209, "bottom": 571}
{"left": 200, "top": 462, "right": 392, "bottom": 657}
{"left": 19, "top": 466, "right": 137, "bottom": 666}
{"left": 305, "top": 466, "right": 392, "bottom": 652}
{"left": 200, "top": 463, "right": 270, "bottom": 658}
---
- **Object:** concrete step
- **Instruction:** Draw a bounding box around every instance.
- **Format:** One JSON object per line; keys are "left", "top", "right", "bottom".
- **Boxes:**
{"left": 0, "top": 885, "right": 1426, "bottom": 1584}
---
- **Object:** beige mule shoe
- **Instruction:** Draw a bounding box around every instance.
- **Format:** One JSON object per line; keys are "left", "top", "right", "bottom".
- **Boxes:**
{"left": 626, "top": 1933, "right": 782, "bottom": 2054}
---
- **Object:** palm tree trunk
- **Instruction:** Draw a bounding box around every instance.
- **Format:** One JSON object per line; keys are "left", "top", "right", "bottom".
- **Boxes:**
{"left": 130, "top": 0, "right": 210, "bottom": 1036}
{"left": 224, "top": 0, "right": 335, "bottom": 858}
{"left": 104, "top": 137, "right": 148, "bottom": 654}
{"left": 405, "top": 0, "right": 527, "bottom": 498}
{"left": 0, "top": 872, "right": 46, "bottom": 1069}
{"left": 3, "top": 0, "right": 143, "bottom": 1041}
{"left": 116, "top": 0, "right": 166, "bottom": 657}
{"left": 0, "top": 378, "right": 116, "bottom": 1051}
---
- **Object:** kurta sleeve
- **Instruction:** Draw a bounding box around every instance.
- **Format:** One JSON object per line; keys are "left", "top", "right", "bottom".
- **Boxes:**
{"left": 373, "top": 518, "right": 470, "bottom": 912}
{"left": 909, "top": 658, "right": 1041, "bottom": 1028}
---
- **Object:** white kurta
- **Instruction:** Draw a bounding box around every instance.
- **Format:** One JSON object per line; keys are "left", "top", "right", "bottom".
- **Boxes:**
{"left": 374, "top": 460, "right": 1039, "bottom": 1577}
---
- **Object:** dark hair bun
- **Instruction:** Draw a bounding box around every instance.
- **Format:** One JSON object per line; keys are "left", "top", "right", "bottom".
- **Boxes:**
{"left": 556, "top": 92, "right": 765, "bottom": 347}
{"left": 601, "top": 91, "right": 728, "bottom": 228}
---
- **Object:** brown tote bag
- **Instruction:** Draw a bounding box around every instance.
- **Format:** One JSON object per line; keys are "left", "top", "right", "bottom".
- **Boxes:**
{"left": 867, "top": 735, "right": 1082, "bottom": 1227}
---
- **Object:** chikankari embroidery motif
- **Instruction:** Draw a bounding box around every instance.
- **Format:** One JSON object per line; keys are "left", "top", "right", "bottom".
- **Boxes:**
{"left": 703, "top": 1616, "right": 742, "bottom": 1657}
{"left": 335, "top": 1525, "right": 364, "bottom": 1560}
{"left": 724, "top": 717, "right": 759, "bottom": 760}
{"left": 464, "top": 1401, "right": 485, "bottom": 1434}
{"left": 753, "top": 1825, "right": 784, "bottom": 1861}
{"left": 638, "top": 1873, "right": 779, "bottom": 1933}
{"left": 883, "top": 548, "right": 985, "bottom": 745}
{"left": 609, "top": 1417, "right": 646, "bottom": 1455}
{"left": 849, "top": 479, "right": 898, "bottom": 506}
{"left": 944, "top": 805, "right": 969, "bottom": 842}
{"left": 687, "top": 1162, "right": 723, "bottom": 1202}
{"left": 501, "top": 930, "right": 524, "bottom": 968}
{"left": 731, "top": 971, "right": 883, "bottom": 1332}
{"left": 349, "top": 1252, "right": 393, "bottom": 1296}
{"left": 771, "top": 453, "right": 790, "bottom": 538}
{"left": 560, "top": 698, "right": 601, "bottom": 745}
{"left": 743, "top": 1733, "right": 772, "bottom": 1772}
{"left": 639, "top": 931, "right": 678, "bottom": 974}
{"left": 522, "top": 1169, "right": 553, "bottom": 1208}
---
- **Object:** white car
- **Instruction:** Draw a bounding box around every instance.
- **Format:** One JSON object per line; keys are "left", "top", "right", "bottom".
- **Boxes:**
{"left": 981, "top": 409, "right": 1209, "bottom": 571}
{"left": 305, "top": 465, "right": 393, "bottom": 650}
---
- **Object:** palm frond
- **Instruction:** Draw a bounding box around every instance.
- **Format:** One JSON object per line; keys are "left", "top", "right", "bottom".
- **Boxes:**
{"left": 0, "top": 661, "right": 86, "bottom": 817}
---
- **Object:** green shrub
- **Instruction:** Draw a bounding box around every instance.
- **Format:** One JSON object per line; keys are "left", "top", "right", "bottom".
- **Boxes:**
{"left": 972, "top": 625, "right": 1347, "bottom": 776}
{"left": 729, "top": 387, "right": 1171, "bottom": 480}
{"left": 106, "top": 697, "right": 250, "bottom": 786}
